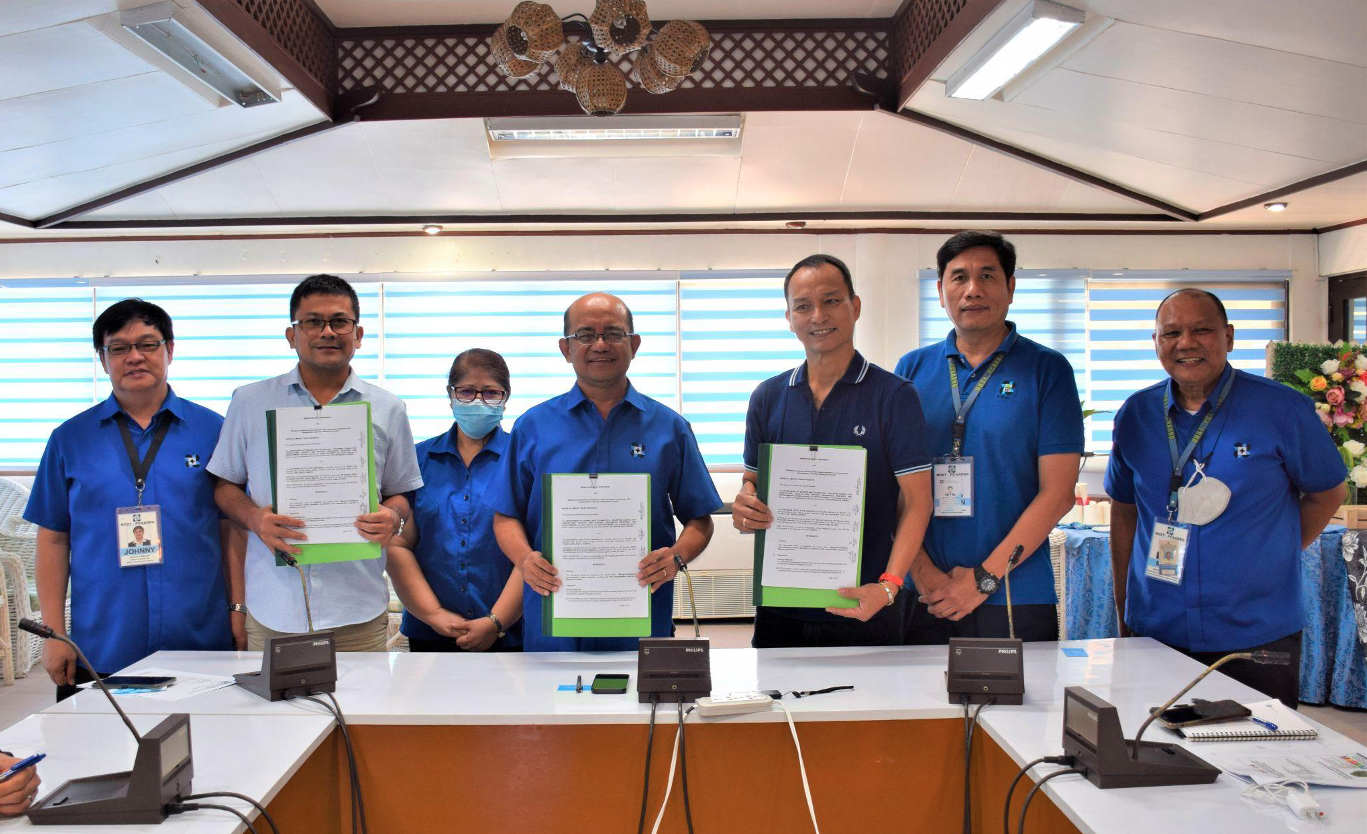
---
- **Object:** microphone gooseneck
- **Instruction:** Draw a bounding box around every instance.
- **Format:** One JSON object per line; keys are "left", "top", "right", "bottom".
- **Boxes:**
{"left": 1004, "top": 545, "right": 1023, "bottom": 642}
{"left": 19, "top": 618, "right": 143, "bottom": 743}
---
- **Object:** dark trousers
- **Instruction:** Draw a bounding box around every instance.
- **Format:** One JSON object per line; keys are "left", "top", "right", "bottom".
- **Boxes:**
{"left": 55, "top": 665, "right": 99, "bottom": 703}
{"left": 752, "top": 597, "right": 906, "bottom": 648}
{"left": 406, "top": 636, "right": 521, "bottom": 653}
{"left": 1172, "top": 631, "right": 1302, "bottom": 709}
{"left": 902, "top": 599, "right": 1060, "bottom": 644}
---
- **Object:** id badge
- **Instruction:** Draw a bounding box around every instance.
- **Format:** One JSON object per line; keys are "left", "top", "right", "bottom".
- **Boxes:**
{"left": 1145, "top": 519, "right": 1189, "bottom": 585}
{"left": 116, "top": 505, "right": 164, "bottom": 568}
{"left": 933, "top": 456, "right": 973, "bottom": 518}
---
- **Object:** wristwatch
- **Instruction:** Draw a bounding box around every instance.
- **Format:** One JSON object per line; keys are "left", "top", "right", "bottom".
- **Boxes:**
{"left": 972, "top": 565, "right": 1001, "bottom": 596}
{"left": 488, "top": 613, "right": 506, "bottom": 639}
{"left": 228, "top": 602, "right": 248, "bottom": 614}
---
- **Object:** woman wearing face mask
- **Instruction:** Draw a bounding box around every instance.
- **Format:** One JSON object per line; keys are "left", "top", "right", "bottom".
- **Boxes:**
{"left": 386, "top": 349, "right": 523, "bottom": 652}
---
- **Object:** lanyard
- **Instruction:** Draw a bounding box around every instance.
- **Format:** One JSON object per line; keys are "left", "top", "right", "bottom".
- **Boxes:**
{"left": 1162, "top": 370, "right": 1236, "bottom": 514}
{"left": 947, "top": 354, "right": 1005, "bottom": 456}
{"left": 115, "top": 413, "right": 171, "bottom": 507}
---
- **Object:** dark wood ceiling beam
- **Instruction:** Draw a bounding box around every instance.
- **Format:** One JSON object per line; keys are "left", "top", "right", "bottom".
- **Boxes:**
{"left": 1198, "top": 159, "right": 1367, "bottom": 221}
{"left": 1317, "top": 216, "right": 1367, "bottom": 234}
{"left": 892, "top": 0, "right": 1007, "bottom": 106}
{"left": 887, "top": 109, "right": 1198, "bottom": 221}
{"left": 197, "top": 0, "right": 334, "bottom": 116}
{"left": 0, "top": 212, "right": 35, "bottom": 229}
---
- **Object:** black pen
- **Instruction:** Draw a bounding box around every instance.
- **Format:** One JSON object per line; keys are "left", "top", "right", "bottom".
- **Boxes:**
{"left": 576, "top": 675, "right": 583, "bottom": 693}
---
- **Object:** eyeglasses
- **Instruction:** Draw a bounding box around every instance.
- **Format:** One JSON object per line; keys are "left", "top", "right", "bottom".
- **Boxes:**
{"left": 291, "top": 317, "right": 358, "bottom": 335}
{"left": 565, "top": 329, "right": 633, "bottom": 346}
{"left": 101, "top": 339, "right": 166, "bottom": 357}
{"left": 448, "top": 386, "right": 508, "bottom": 406}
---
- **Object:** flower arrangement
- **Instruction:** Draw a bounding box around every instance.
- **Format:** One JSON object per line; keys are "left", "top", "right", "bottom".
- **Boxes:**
{"left": 1288, "top": 346, "right": 1367, "bottom": 491}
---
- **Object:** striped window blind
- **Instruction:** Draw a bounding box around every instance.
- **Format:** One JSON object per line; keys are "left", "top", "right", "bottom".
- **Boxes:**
{"left": 679, "top": 272, "right": 806, "bottom": 466}
{"left": 1086, "top": 272, "right": 1289, "bottom": 452}
{"left": 917, "top": 268, "right": 1087, "bottom": 397}
{"left": 382, "top": 280, "right": 678, "bottom": 445}
{"left": 1354, "top": 298, "right": 1365, "bottom": 342}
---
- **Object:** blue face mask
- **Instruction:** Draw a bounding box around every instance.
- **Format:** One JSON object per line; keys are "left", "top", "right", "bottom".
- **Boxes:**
{"left": 451, "top": 401, "right": 504, "bottom": 439}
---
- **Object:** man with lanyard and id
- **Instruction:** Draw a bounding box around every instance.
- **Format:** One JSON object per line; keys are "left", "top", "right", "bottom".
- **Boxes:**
{"left": 896, "top": 231, "right": 1083, "bottom": 644}
{"left": 25, "top": 299, "right": 243, "bottom": 701}
{"left": 1106, "top": 288, "right": 1345, "bottom": 706}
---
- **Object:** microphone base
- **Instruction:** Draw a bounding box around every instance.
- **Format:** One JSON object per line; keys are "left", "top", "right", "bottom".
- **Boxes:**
{"left": 637, "top": 637, "right": 712, "bottom": 704}
{"left": 947, "top": 637, "right": 1024, "bottom": 706}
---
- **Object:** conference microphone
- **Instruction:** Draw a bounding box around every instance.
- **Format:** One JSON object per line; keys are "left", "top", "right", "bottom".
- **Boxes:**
{"left": 17, "top": 619, "right": 195, "bottom": 824}
{"left": 18, "top": 618, "right": 140, "bottom": 743}
{"left": 1129, "top": 649, "right": 1291, "bottom": 758}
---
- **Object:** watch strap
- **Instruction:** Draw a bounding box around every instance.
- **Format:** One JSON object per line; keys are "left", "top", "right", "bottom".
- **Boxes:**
{"left": 488, "top": 612, "right": 506, "bottom": 639}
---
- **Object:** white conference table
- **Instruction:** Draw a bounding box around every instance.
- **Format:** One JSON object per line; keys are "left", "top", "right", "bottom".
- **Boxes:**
{"left": 3, "top": 638, "right": 1362, "bottom": 833}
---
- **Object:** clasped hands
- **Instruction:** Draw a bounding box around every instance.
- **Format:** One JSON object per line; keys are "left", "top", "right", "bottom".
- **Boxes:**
{"left": 424, "top": 609, "right": 500, "bottom": 652}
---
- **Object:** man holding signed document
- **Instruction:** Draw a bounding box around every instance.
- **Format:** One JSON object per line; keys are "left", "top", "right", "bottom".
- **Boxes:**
{"left": 732, "top": 254, "right": 934, "bottom": 648}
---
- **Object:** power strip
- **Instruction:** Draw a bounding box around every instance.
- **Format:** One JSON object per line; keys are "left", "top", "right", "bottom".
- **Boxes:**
{"left": 695, "top": 692, "right": 774, "bottom": 717}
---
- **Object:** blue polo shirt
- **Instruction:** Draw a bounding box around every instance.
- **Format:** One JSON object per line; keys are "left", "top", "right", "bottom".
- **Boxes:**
{"left": 895, "top": 324, "right": 1084, "bottom": 605}
{"left": 1104, "top": 364, "right": 1345, "bottom": 652}
{"left": 403, "top": 424, "right": 521, "bottom": 648}
{"left": 485, "top": 382, "right": 722, "bottom": 651}
{"left": 743, "top": 351, "right": 933, "bottom": 622}
{"left": 23, "top": 389, "right": 231, "bottom": 673}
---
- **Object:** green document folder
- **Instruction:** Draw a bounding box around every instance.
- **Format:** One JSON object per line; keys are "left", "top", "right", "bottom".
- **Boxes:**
{"left": 266, "top": 401, "right": 381, "bottom": 566}
{"left": 753, "top": 443, "right": 865, "bottom": 608}
{"left": 540, "top": 473, "right": 653, "bottom": 638}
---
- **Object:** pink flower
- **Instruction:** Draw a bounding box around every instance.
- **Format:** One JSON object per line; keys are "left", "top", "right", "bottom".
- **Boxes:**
{"left": 1334, "top": 407, "right": 1354, "bottom": 427}
{"left": 1320, "top": 410, "right": 1335, "bottom": 428}
{"left": 1327, "top": 386, "right": 1346, "bottom": 405}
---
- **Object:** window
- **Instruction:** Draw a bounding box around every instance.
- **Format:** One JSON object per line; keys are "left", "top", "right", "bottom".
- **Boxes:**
{"left": 0, "top": 273, "right": 803, "bottom": 470}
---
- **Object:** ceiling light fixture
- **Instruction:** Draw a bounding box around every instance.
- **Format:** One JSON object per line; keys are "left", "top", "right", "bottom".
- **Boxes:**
{"left": 486, "top": 115, "right": 741, "bottom": 141}
{"left": 121, "top": 1, "right": 278, "bottom": 107}
{"left": 946, "top": 0, "right": 1084, "bottom": 101}
{"left": 489, "top": 1, "right": 710, "bottom": 117}
{"left": 422, "top": 225, "right": 443, "bottom": 235}
{"left": 1264, "top": 202, "right": 1289, "bottom": 212}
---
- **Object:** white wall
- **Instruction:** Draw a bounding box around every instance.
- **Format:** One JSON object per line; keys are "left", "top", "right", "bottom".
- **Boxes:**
{"left": 0, "top": 230, "right": 1326, "bottom": 368}
{"left": 1319, "top": 225, "right": 1367, "bottom": 277}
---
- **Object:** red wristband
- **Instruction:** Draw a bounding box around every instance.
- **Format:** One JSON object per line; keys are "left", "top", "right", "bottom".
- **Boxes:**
{"left": 877, "top": 572, "right": 905, "bottom": 588}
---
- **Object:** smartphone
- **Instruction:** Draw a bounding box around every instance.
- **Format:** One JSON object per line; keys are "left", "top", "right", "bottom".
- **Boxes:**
{"left": 101, "top": 675, "right": 176, "bottom": 690}
{"left": 591, "top": 673, "right": 630, "bottom": 695}
{"left": 1155, "top": 699, "right": 1250, "bottom": 728}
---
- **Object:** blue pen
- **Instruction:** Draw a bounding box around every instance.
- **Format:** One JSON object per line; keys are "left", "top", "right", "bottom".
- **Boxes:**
{"left": 0, "top": 753, "right": 45, "bottom": 783}
{"left": 1249, "top": 717, "right": 1278, "bottom": 732}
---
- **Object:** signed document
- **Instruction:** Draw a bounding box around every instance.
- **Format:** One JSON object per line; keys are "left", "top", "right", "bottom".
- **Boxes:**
{"left": 754, "top": 443, "right": 866, "bottom": 608}
{"left": 267, "top": 402, "right": 379, "bottom": 564}
{"left": 540, "top": 473, "right": 652, "bottom": 637}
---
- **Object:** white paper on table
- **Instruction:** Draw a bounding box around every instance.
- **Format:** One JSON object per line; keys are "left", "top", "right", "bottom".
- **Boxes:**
{"left": 1208, "top": 745, "right": 1367, "bottom": 788}
{"left": 761, "top": 444, "right": 866, "bottom": 591}
{"left": 81, "top": 667, "right": 235, "bottom": 702}
{"left": 273, "top": 405, "right": 371, "bottom": 545}
{"left": 549, "top": 474, "right": 650, "bottom": 620}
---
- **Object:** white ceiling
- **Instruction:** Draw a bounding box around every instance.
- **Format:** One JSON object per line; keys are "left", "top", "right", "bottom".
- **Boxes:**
{"left": 907, "top": 0, "right": 1367, "bottom": 216}
{"left": 312, "top": 0, "right": 902, "bottom": 28}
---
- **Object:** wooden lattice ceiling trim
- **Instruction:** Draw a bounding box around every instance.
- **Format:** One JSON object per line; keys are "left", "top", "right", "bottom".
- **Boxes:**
{"left": 198, "top": 0, "right": 336, "bottom": 115}
{"left": 336, "top": 20, "right": 891, "bottom": 120}
{"left": 889, "top": 0, "right": 1006, "bottom": 106}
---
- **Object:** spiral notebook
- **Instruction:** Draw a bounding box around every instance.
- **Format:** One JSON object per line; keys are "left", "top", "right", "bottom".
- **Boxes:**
{"left": 1176, "top": 699, "right": 1318, "bottom": 742}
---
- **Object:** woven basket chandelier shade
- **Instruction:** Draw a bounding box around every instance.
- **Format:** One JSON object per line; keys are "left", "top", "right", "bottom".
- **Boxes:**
{"left": 490, "top": 2, "right": 709, "bottom": 116}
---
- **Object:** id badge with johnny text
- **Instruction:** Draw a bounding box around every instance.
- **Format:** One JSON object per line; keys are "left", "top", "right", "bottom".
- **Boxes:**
{"left": 1145, "top": 519, "right": 1189, "bottom": 585}
{"left": 933, "top": 456, "right": 973, "bottom": 518}
{"left": 116, "top": 505, "right": 164, "bottom": 568}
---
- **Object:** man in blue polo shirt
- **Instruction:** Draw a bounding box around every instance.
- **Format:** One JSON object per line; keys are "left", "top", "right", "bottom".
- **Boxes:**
{"left": 488, "top": 292, "right": 721, "bottom": 651}
{"left": 1106, "top": 289, "right": 1344, "bottom": 706}
{"left": 25, "top": 299, "right": 241, "bottom": 700}
{"left": 731, "top": 254, "right": 933, "bottom": 647}
{"left": 896, "top": 231, "right": 1083, "bottom": 643}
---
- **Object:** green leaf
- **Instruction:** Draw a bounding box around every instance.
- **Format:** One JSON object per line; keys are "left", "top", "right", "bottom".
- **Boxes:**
{"left": 1295, "top": 369, "right": 1314, "bottom": 383}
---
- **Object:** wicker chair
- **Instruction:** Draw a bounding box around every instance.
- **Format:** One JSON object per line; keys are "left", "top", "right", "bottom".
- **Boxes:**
{"left": 1048, "top": 528, "right": 1069, "bottom": 640}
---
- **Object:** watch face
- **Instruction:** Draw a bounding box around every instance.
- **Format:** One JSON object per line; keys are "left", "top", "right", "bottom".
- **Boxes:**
{"left": 975, "top": 568, "right": 999, "bottom": 595}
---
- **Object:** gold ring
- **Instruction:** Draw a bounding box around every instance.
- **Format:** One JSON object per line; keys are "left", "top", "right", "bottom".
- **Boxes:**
{"left": 742, "top": 517, "right": 748, "bottom": 528}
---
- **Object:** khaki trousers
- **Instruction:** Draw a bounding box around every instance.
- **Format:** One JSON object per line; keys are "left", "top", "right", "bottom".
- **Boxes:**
{"left": 245, "top": 610, "right": 389, "bottom": 652}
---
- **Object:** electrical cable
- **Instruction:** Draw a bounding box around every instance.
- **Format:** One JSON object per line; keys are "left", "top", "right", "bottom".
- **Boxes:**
{"left": 680, "top": 704, "right": 696, "bottom": 834}
{"left": 647, "top": 702, "right": 692, "bottom": 834}
{"left": 637, "top": 696, "right": 659, "bottom": 834}
{"left": 168, "top": 802, "right": 259, "bottom": 834}
{"left": 1015, "top": 768, "right": 1085, "bottom": 834}
{"left": 182, "top": 792, "right": 280, "bottom": 834}
{"left": 301, "top": 694, "right": 366, "bottom": 834}
{"left": 1001, "top": 756, "right": 1072, "bottom": 834}
{"left": 774, "top": 700, "right": 821, "bottom": 834}
{"left": 962, "top": 698, "right": 991, "bottom": 834}
{"left": 1241, "top": 780, "right": 1322, "bottom": 820}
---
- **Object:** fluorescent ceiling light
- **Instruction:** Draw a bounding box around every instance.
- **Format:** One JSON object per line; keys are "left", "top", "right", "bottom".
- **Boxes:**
{"left": 1264, "top": 202, "right": 1289, "bottom": 212}
{"left": 486, "top": 115, "right": 742, "bottom": 142}
{"left": 947, "top": 0, "right": 1084, "bottom": 100}
{"left": 121, "top": 1, "right": 278, "bottom": 107}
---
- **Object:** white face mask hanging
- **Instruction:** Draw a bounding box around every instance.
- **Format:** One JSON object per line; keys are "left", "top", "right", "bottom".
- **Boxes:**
{"left": 1175, "top": 461, "right": 1230, "bottom": 526}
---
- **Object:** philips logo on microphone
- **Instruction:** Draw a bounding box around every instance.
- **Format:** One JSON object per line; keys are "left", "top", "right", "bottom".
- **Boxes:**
{"left": 997, "top": 648, "right": 1018, "bottom": 655}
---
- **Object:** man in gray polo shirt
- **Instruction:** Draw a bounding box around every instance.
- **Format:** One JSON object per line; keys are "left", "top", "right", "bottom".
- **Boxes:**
{"left": 209, "top": 275, "right": 423, "bottom": 651}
